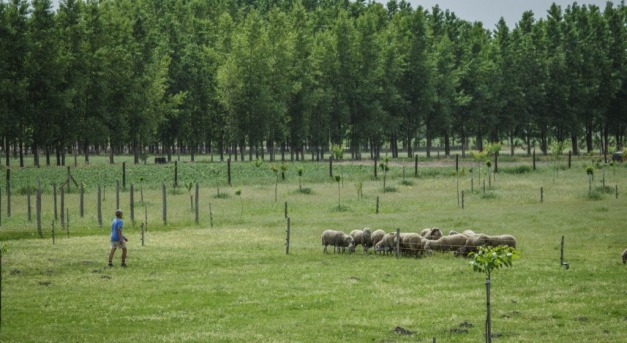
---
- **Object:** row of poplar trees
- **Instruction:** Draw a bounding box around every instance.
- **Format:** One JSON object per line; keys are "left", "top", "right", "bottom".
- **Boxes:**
{"left": 0, "top": 0, "right": 625, "bottom": 166}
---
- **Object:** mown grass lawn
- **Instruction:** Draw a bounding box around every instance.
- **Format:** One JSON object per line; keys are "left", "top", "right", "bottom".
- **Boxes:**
{"left": 0, "top": 155, "right": 626, "bottom": 342}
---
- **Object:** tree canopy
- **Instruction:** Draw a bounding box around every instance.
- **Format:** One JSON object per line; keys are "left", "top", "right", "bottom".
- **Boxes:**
{"left": 0, "top": 0, "right": 625, "bottom": 165}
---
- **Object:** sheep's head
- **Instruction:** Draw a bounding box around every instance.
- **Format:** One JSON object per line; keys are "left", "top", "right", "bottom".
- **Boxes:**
{"left": 454, "top": 246, "right": 468, "bottom": 257}
{"left": 363, "top": 227, "right": 372, "bottom": 238}
{"left": 428, "top": 228, "right": 443, "bottom": 240}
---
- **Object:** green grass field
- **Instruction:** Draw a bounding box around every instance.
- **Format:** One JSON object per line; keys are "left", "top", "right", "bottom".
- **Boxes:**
{"left": 0, "top": 154, "right": 625, "bottom": 342}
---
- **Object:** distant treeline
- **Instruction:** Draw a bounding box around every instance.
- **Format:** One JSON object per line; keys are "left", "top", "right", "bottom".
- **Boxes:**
{"left": 0, "top": 0, "right": 625, "bottom": 166}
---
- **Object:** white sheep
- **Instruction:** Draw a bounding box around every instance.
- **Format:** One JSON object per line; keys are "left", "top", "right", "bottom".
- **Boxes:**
{"left": 321, "top": 230, "right": 355, "bottom": 254}
{"left": 375, "top": 232, "right": 397, "bottom": 255}
{"left": 402, "top": 233, "right": 426, "bottom": 257}
{"left": 370, "top": 229, "right": 386, "bottom": 250}
{"left": 462, "top": 229, "right": 476, "bottom": 236}
{"left": 424, "top": 234, "right": 468, "bottom": 253}
{"left": 350, "top": 227, "right": 373, "bottom": 253}
{"left": 455, "top": 234, "right": 490, "bottom": 257}
{"left": 424, "top": 227, "right": 443, "bottom": 240}
{"left": 454, "top": 234, "right": 517, "bottom": 257}
{"left": 487, "top": 234, "right": 517, "bottom": 249}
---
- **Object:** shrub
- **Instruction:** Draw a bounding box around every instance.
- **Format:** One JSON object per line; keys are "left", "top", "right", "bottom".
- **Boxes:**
{"left": 500, "top": 165, "right": 532, "bottom": 174}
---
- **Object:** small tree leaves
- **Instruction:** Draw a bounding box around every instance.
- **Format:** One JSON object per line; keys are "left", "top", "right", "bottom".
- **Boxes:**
{"left": 469, "top": 245, "right": 519, "bottom": 279}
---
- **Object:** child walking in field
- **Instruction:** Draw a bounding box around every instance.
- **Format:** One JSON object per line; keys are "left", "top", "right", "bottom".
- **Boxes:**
{"left": 108, "top": 209, "right": 128, "bottom": 267}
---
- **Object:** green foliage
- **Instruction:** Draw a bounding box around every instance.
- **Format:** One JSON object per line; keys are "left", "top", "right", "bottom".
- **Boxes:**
{"left": 500, "top": 165, "right": 532, "bottom": 174}
{"left": 469, "top": 245, "right": 519, "bottom": 279}
{"left": 484, "top": 142, "right": 502, "bottom": 156}
{"left": 383, "top": 185, "right": 397, "bottom": 193}
{"left": 330, "top": 144, "right": 344, "bottom": 160}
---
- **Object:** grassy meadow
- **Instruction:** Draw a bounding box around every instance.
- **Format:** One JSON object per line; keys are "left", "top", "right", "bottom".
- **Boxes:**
{"left": 0, "top": 153, "right": 626, "bottom": 342}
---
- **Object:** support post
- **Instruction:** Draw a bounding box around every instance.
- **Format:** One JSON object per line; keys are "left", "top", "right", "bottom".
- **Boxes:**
{"left": 285, "top": 217, "right": 291, "bottom": 255}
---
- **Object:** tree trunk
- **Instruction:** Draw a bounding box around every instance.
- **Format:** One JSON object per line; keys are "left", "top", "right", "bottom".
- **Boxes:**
{"left": 485, "top": 277, "right": 492, "bottom": 343}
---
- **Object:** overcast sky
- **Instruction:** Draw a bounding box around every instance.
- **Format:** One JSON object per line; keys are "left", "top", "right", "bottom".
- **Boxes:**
{"left": 403, "top": 0, "right": 614, "bottom": 29}
{"left": 48, "top": 0, "right": 615, "bottom": 30}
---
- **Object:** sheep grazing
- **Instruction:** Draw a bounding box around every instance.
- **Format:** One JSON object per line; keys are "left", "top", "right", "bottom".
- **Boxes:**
{"left": 350, "top": 227, "right": 373, "bottom": 253}
{"left": 422, "top": 227, "right": 443, "bottom": 240}
{"left": 321, "top": 230, "right": 355, "bottom": 254}
{"left": 462, "top": 229, "right": 476, "bottom": 236}
{"left": 424, "top": 234, "right": 468, "bottom": 253}
{"left": 454, "top": 234, "right": 517, "bottom": 257}
{"left": 402, "top": 233, "right": 426, "bottom": 257}
{"left": 487, "top": 234, "right": 517, "bottom": 249}
{"left": 621, "top": 249, "right": 627, "bottom": 264}
{"left": 375, "top": 232, "right": 397, "bottom": 255}
{"left": 370, "top": 229, "right": 386, "bottom": 249}
{"left": 455, "top": 234, "right": 490, "bottom": 257}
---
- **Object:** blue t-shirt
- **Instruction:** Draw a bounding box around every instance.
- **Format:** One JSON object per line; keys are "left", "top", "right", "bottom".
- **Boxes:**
{"left": 111, "top": 218, "right": 123, "bottom": 242}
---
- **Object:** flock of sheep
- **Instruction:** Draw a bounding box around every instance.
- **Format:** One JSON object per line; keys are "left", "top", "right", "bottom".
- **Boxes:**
{"left": 321, "top": 227, "right": 517, "bottom": 258}
{"left": 322, "top": 228, "right": 627, "bottom": 264}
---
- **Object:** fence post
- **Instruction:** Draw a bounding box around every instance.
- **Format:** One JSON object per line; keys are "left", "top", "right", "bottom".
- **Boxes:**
{"left": 53, "top": 182, "right": 57, "bottom": 220}
{"left": 51, "top": 221, "right": 55, "bottom": 245}
{"left": 455, "top": 154, "right": 459, "bottom": 173}
{"left": 141, "top": 222, "right": 145, "bottom": 247}
{"left": 209, "top": 203, "right": 213, "bottom": 228}
{"left": 376, "top": 196, "right": 379, "bottom": 214}
{"left": 116, "top": 180, "right": 120, "bottom": 210}
{"left": 27, "top": 187, "right": 31, "bottom": 222}
{"left": 285, "top": 217, "right": 291, "bottom": 255}
{"left": 130, "top": 184, "right": 135, "bottom": 222}
{"left": 195, "top": 183, "right": 199, "bottom": 224}
{"left": 80, "top": 183, "right": 84, "bottom": 218}
{"left": 122, "top": 161, "right": 126, "bottom": 189}
{"left": 540, "top": 187, "right": 544, "bottom": 203}
{"left": 227, "top": 158, "right": 231, "bottom": 185}
{"left": 60, "top": 187, "right": 65, "bottom": 227}
{"left": 414, "top": 154, "right": 418, "bottom": 177}
{"left": 560, "top": 236, "right": 569, "bottom": 269}
{"left": 461, "top": 191, "right": 465, "bottom": 209}
{"left": 67, "top": 166, "right": 71, "bottom": 193}
{"left": 616, "top": 185, "right": 618, "bottom": 199}
{"left": 97, "top": 185, "right": 102, "bottom": 227}
{"left": 162, "top": 182, "right": 167, "bottom": 225}
{"left": 174, "top": 161, "right": 178, "bottom": 188}
{"left": 374, "top": 157, "right": 378, "bottom": 179}
{"left": 329, "top": 156, "right": 333, "bottom": 177}
{"left": 36, "top": 182, "right": 42, "bottom": 238}
{"left": 6, "top": 168, "right": 10, "bottom": 218}
{"left": 66, "top": 209, "right": 70, "bottom": 238}
{"left": 284, "top": 201, "right": 288, "bottom": 219}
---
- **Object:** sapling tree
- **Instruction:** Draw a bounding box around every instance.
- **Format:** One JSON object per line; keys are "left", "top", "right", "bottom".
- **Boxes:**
{"left": 470, "top": 150, "right": 487, "bottom": 186}
{"left": 330, "top": 143, "right": 344, "bottom": 160}
{"left": 280, "top": 163, "right": 288, "bottom": 181}
{"left": 469, "top": 245, "right": 519, "bottom": 343}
